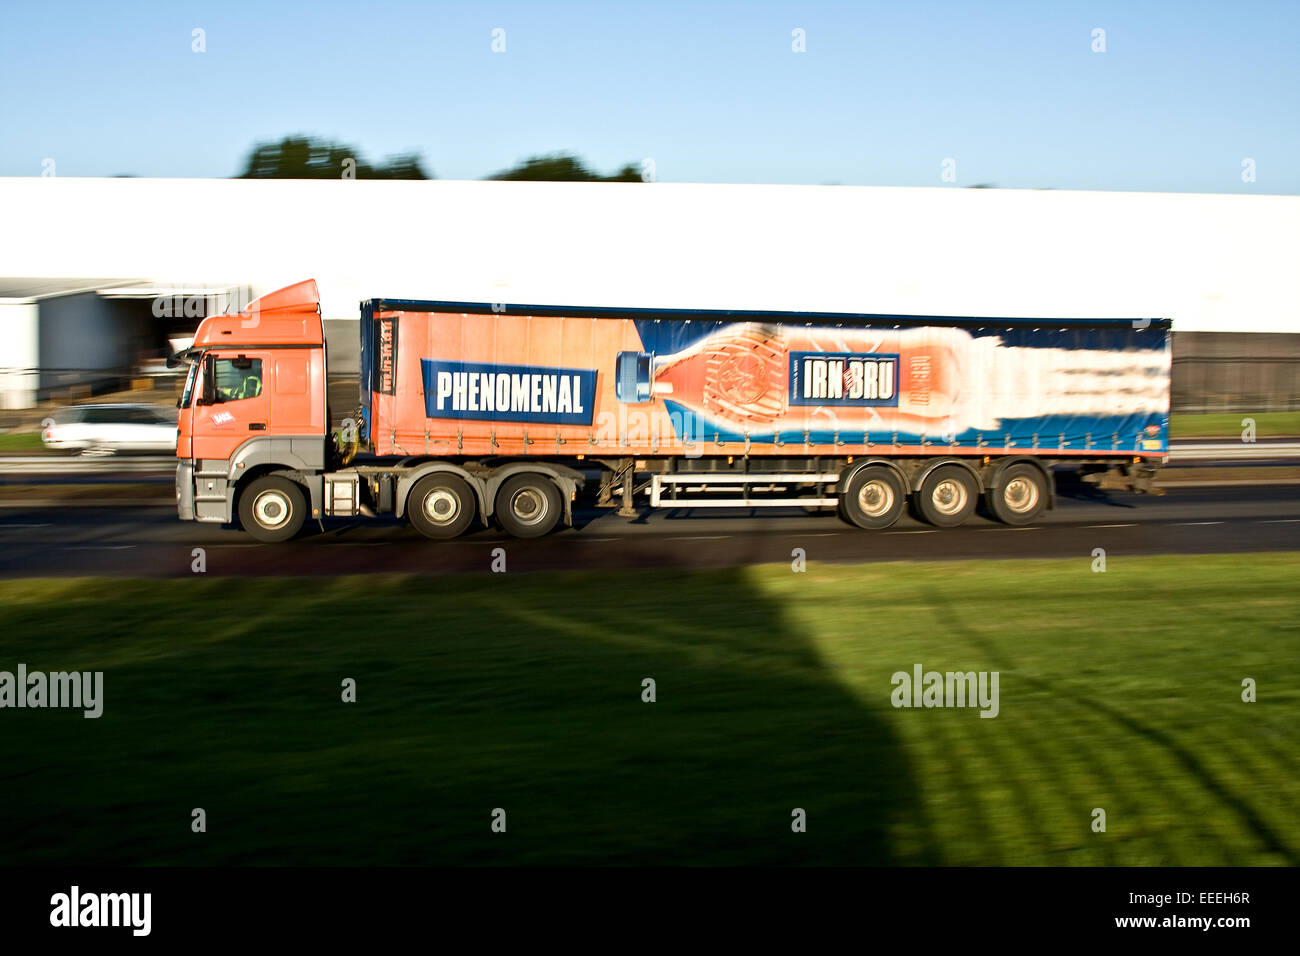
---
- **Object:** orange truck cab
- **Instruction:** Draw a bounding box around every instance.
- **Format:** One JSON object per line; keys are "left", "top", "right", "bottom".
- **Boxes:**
{"left": 174, "top": 280, "right": 330, "bottom": 539}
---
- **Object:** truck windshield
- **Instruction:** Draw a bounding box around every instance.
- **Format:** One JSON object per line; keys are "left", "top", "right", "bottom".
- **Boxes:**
{"left": 180, "top": 363, "right": 198, "bottom": 408}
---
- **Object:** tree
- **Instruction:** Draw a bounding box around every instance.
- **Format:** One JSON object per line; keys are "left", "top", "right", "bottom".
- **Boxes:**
{"left": 236, "top": 135, "right": 431, "bottom": 179}
{"left": 487, "top": 153, "right": 641, "bottom": 182}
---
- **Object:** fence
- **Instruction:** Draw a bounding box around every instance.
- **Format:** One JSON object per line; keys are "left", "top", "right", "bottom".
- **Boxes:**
{"left": 1171, "top": 332, "right": 1300, "bottom": 413}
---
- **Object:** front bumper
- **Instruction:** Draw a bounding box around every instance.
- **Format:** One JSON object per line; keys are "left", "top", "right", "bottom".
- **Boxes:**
{"left": 175, "top": 460, "right": 195, "bottom": 520}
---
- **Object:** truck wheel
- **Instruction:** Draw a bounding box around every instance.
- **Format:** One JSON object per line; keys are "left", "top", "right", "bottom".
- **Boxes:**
{"left": 916, "top": 465, "right": 978, "bottom": 528}
{"left": 987, "top": 463, "right": 1047, "bottom": 525}
{"left": 239, "top": 476, "right": 307, "bottom": 543}
{"left": 408, "top": 474, "right": 477, "bottom": 540}
{"left": 840, "top": 466, "right": 906, "bottom": 529}
{"left": 495, "top": 474, "right": 562, "bottom": 538}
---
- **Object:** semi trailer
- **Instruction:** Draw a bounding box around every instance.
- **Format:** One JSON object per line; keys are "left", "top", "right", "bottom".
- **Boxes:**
{"left": 172, "top": 279, "right": 1171, "bottom": 542}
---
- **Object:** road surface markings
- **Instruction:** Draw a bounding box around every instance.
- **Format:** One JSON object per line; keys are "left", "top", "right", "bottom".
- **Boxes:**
{"left": 576, "top": 537, "right": 620, "bottom": 542}
{"left": 62, "top": 545, "right": 135, "bottom": 551}
{"left": 1175, "top": 521, "right": 1224, "bottom": 526}
{"left": 665, "top": 535, "right": 733, "bottom": 540}
{"left": 1082, "top": 523, "right": 1137, "bottom": 529}
{"left": 883, "top": 530, "right": 937, "bottom": 535}
{"left": 977, "top": 526, "right": 1039, "bottom": 531}
{"left": 1257, "top": 518, "right": 1300, "bottom": 523}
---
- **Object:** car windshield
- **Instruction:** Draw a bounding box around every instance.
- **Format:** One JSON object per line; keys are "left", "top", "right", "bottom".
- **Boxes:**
{"left": 81, "top": 408, "right": 127, "bottom": 425}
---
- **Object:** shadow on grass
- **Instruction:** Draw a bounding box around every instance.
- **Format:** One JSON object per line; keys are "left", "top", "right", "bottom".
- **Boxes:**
{"left": 0, "top": 568, "right": 928, "bottom": 865}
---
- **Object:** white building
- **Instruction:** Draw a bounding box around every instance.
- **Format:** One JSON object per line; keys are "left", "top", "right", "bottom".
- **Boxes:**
{"left": 1, "top": 177, "right": 1297, "bottom": 410}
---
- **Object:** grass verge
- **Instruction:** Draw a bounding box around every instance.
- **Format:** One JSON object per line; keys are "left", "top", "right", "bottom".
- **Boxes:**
{"left": 0, "top": 553, "right": 1296, "bottom": 865}
{"left": 0, "top": 433, "right": 44, "bottom": 452}
{"left": 1170, "top": 412, "right": 1300, "bottom": 439}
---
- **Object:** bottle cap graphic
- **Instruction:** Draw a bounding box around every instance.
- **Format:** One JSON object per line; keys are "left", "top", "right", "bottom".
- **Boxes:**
{"left": 616, "top": 351, "right": 652, "bottom": 403}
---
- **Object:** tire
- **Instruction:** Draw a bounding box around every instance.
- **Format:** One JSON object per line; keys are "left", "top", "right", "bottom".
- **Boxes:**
{"left": 239, "top": 476, "right": 307, "bottom": 543}
{"left": 408, "top": 473, "right": 477, "bottom": 540}
{"left": 986, "top": 463, "right": 1048, "bottom": 525}
{"left": 839, "top": 465, "right": 906, "bottom": 530}
{"left": 495, "top": 474, "right": 562, "bottom": 538}
{"left": 916, "top": 464, "right": 978, "bottom": 528}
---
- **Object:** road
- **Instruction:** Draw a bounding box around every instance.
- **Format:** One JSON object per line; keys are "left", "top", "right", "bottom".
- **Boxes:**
{"left": 0, "top": 483, "right": 1295, "bottom": 578}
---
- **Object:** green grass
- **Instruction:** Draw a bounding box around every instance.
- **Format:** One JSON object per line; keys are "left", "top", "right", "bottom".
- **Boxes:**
{"left": 1170, "top": 412, "right": 1300, "bottom": 439}
{"left": 0, "top": 554, "right": 1297, "bottom": 866}
{"left": 0, "top": 432, "right": 43, "bottom": 451}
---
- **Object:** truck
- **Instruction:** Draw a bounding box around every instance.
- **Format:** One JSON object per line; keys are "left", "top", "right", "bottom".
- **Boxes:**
{"left": 172, "top": 279, "right": 1171, "bottom": 542}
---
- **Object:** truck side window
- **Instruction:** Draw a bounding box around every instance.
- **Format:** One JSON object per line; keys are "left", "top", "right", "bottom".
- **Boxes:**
{"left": 214, "top": 358, "right": 263, "bottom": 401}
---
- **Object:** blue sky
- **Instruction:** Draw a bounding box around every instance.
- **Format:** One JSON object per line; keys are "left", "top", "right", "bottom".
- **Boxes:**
{"left": 1, "top": 0, "right": 1296, "bottom": 192}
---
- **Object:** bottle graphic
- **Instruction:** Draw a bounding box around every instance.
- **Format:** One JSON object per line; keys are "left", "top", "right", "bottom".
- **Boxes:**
{"left": 616, "top": 323, "right": 1167, "bottom": 439}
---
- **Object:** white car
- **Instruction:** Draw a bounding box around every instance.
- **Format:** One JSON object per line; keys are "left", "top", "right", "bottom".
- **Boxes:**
{"left": 41, "top": 404, "right": 178, "bottom": 456}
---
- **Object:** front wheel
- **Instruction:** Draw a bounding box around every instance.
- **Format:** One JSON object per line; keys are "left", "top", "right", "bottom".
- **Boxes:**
{"left": 238, "top": 476, "right": 307, "bottom": 542}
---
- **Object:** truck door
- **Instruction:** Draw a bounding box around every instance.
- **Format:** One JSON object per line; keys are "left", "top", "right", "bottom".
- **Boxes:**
{"left": 191, "top": 351, "right": 273, "bottom": 461}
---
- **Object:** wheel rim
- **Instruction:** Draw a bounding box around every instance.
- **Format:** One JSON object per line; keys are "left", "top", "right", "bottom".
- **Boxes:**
{"left": 857, "top": 479, "right": 895, "bottom": 518}
{"left": 510, "top": 488, "right": 548, "bottom": 525}
{"left": 931, "top": 478, "right": 968, "bottom": 516}
{"left": 423, "top": 488, "right": 460, "bottom": 525}
{"left": 1003, "top": 476, "right": 1039, "bottom": 513}
{"left": 253, "top": 490, "right": 291, "bottom": 529}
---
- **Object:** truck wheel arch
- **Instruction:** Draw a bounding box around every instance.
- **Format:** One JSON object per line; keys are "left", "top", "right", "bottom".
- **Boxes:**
{"left": 482, "top": 463, "right": 584, "bottom": 526}
{"left": 909, "top": 457, "right": 985, "bottom": 495}
{"left": 839, "top": 457, "right": 910, "bottom": 493}
{"left": 395, "top": 463, "right": 490, "bottom": 521}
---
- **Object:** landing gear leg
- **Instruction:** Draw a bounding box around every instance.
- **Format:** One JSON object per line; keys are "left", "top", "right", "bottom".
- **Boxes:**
{"left": 617, "top": 459, "right": 637, "bottom": 517}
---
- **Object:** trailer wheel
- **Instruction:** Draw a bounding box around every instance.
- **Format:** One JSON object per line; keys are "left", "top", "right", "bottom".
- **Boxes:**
{"left": 408, "top": 473, "right": 477, "bottom": 540}
{"left": 239, "top": 476, "right": 307, "bottom": 543}
{"left": 987, "top": 463, "right": 1047, "bottom": 525}
{"left": 840, "top": 466, "right": 906, "bottom": 530}
{"left": 495, "top": 474, "right": 562, "bottom": 538}
{"left": 916, "top": 465, "right": 978, "bottom": 528}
